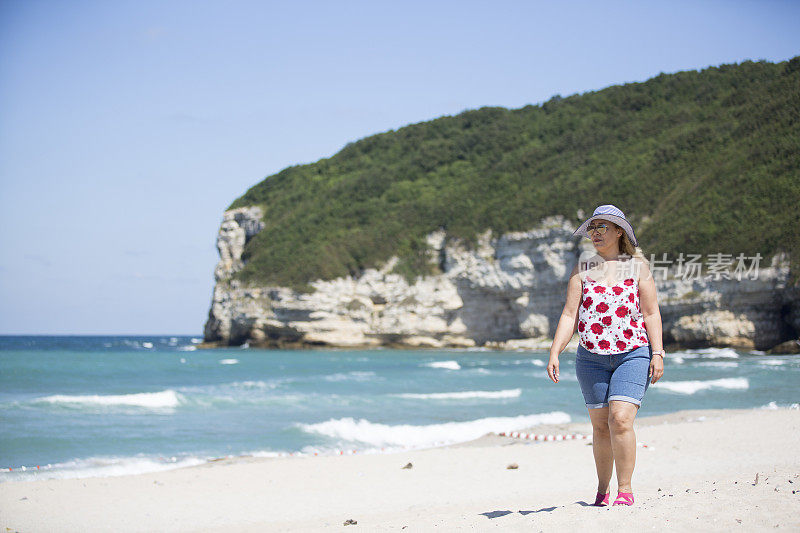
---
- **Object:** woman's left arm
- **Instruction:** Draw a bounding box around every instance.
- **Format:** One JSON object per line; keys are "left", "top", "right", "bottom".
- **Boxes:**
{"left": 638, "top": 259, "right": 665, "bottom": 384}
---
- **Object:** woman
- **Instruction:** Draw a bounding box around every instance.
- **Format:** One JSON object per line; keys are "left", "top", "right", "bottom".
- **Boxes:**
{"left": 547, "top": 204, "right": 665, "bottom": 507}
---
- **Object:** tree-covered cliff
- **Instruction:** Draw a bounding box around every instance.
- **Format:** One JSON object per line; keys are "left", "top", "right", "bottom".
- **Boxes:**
{"left": 228, "top": 57, "right": 800, "bottom": 290}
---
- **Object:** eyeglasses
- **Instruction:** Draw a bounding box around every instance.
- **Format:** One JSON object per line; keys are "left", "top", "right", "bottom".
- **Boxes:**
{"left": 587, "top": 223, "right": 608, "bottom": 236}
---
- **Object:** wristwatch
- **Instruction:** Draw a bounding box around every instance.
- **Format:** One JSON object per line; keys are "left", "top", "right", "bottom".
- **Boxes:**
{"left": 651, "top": 349, "right": 665, "bottom": 358}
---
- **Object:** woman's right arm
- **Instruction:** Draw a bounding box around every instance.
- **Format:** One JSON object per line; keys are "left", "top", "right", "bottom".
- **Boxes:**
{"left": 547, "top": 263, "right": 583, "bottom": 383}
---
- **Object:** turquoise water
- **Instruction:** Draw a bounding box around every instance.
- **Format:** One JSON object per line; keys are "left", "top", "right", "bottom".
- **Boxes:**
{"left": 1, "top": 335, "right": 797, "bottom": 481}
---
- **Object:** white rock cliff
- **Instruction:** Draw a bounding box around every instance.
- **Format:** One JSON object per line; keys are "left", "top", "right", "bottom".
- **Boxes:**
{"left": 202, "top": 207, "right": 799, "bottom": 352}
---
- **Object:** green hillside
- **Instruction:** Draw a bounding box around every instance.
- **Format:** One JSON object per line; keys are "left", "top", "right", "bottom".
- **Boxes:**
{"left": 228, "top": 57, "right": 800, "bottom": 291}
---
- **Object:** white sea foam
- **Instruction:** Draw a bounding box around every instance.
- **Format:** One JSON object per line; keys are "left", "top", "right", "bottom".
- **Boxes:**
{"left": 178, "top": 345, "right": 197, "bottom": 351}
{"left": 694, "top": 347, "right": 741, "bottom": 358}
{"left": 694, "top": 361, "right": 739, "bottom": 368}
{"left": 219, "top": 359, "right": 239, "bottom": 365}
{"left": 761, "top": 401, "right": 800, "bottom": 410}
{"left": 0, "top": 454, "right": 206, "bottom": 482}
{"left": 531, "top": 359, "right": 545, "bottom": 367}
{"left": 425, "top": 361, "right": 461, "bottom": 370}
{"left": 37, "top": 390, "right": 183, "bottom": 410}
{"left": 496, "top": 359, "right": 537, "bottom": 366}
{"left": 395, "top": 389, "right": 522, "bottom": 400}
{"left": 757, "top": 359, "right": 787, "bottom": 366}
{"left": 670, "top": 347, "right": 740, "bottom": 359}
{"left": 142, "top": 342, "right": 154, "bottom": 349}
{"left": 191, "top": 338, "right": 202, "bottom": 343}
{"left": 296, "top": 411, "right": 571, "bottom": 448}
{"left": 230, "top": 380, "right": 280, "bottom": 390}
{"left": 324, "top": 371, "right": 377, "bottom": 382}
{"left": 654, "top": 378, "right": 749, "bottom": 395}
{"left": 248, "top": 450, "right": 285, "bottom": 458}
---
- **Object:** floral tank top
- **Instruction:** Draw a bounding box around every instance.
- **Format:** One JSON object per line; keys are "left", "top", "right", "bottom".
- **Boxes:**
{"left": 578, "top": 273, "right": 649, "bottom": 354}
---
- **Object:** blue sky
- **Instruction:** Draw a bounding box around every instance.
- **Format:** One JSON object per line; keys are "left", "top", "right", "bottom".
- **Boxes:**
{"left": 1, "top": 0, "right": 798, "bottom": 335}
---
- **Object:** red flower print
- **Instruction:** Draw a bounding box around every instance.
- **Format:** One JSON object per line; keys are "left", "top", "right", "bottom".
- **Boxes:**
{"left": 598, "top": 340, "right": 611, "bottom": 350}
{"left": 612, "top": 286, "right": 623, "bottom": 295}
{"left": 582, "top": 297, "right": 593, "bottom": 309}
{"left": 590, "top": 323, "right": 604, "bottom": 335}
{"left": 601, "top": 316, "right": 613, "bottom": 326}
{"left": 595, "top": 302, "right": 609, "bottom": 313}
{"left": 586, "top": 341, "right": 595, "bottom": 349}
{"left": 616, "top": 306, "right": 629, "bottom": 317}
{"left": 638, "top": 336, "right": 648, "bottom": 342}
{"left": 630, "top": 319, "right": 638, "bottom": 328}
{"left": 578, "top": 321, "right": 585, "bottom": 332}
{"left": 583, "top": 288, "right": 589, "bottom": 294}
{"left": 624, "top": 278, "right": 634, "bottom": 286}
{"left": 628, "top": 293, "right": 634, "bottom": 303}
{"left": 616, "top": 340, "right": 628, "bottom": 351}
{"left": 593, "top": 286, "right": 606, "bottom": 294}
{"left": 623, "top": 329, "right": 633, "bottom": 339}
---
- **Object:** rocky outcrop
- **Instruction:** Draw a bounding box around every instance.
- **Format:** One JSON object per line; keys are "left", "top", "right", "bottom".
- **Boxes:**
{"left": 203, "top": 206, "right": 266, "bottom": 344}
{"left": 655, "top": 254, "right": 794, "bottom": 350}
{"left": 201, "top": 208, "right": 798, "bottom": 352}
{"left": 212, "top": 206, "right": 265, "bottom": 283}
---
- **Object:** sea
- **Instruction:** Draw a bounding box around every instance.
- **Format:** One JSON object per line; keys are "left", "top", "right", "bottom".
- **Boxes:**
{"left": 1, "top": 335, "right": 797, "bottom": 482}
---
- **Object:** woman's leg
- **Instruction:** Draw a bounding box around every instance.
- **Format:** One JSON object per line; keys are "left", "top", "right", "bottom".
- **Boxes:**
{"left": 606, "top": 346, "right": 651, "bottom": 494}
{"left": 608, "top": 400, "right": 639, "bottom": 493}
{"left": 588, "top": 406, "right": 613, "bottom": 493}
{"left": 575, "top": 345, "right": 615, "bottom": 494}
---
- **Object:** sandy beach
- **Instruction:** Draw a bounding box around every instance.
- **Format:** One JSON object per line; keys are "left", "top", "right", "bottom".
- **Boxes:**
{"left": 1, "top": 407, "right": 798, "bottom": 532}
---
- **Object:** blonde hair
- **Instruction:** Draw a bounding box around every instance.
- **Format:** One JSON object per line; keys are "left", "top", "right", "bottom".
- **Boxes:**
{"left": 616, "top": 224, "right": 647, "bottom": 265}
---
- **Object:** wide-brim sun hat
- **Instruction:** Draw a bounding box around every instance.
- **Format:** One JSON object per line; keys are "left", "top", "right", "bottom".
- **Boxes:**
{"left": 573, "top": 204, "right": 639, "bottom": 247}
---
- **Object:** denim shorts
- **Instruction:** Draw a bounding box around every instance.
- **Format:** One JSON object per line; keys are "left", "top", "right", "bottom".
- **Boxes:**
{"left": 575, "top": 344, "right": 652, "bottom": 409}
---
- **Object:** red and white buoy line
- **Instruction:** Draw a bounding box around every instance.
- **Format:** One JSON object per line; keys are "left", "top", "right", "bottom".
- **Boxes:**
{"left": 497, "top": 431, "right": 653, "bottom": 449}
{"left": 4, "top": 464, "right": 46, "bottom": 472}
{"left": 498, "top": 431, "right": 590, "bottom": 442}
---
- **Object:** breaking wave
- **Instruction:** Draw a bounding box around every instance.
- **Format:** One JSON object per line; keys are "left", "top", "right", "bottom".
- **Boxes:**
{"left": 296, "top": 411, "right": 571, "bottom": 448}
{"left": 34, "top": 390, "right": 183, "bottom": 411}
{"left": 424, "top": 360, "right": 461, "bottom": 370}
{"left": 394, "top": 388, "right": 522, "bottom": 400}
{"left": 654, "top": 378, "right": 749, "bottom": 395}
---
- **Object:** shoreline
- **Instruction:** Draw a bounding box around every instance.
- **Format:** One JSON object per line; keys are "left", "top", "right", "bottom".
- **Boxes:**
{"left": 2, "top": 406, "right": 798, "bottom": 531}
{"left": 196, "top": 337, "right": 800, "bottom": 355}
{"left": 2, "top": 406, "right": 786, "bottom": 482}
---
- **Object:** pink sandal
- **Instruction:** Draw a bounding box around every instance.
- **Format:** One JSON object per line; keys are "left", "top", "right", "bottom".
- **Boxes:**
{"left": 592, "top": 491, "right": 610, "bottom": 506}
{"left": 612, "top": 492, "right": 634, "bottom": 506}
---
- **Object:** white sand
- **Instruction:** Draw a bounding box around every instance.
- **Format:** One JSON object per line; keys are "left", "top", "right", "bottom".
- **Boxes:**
{"left": 1, "top": 408, "right": 798, "bottom": 532}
